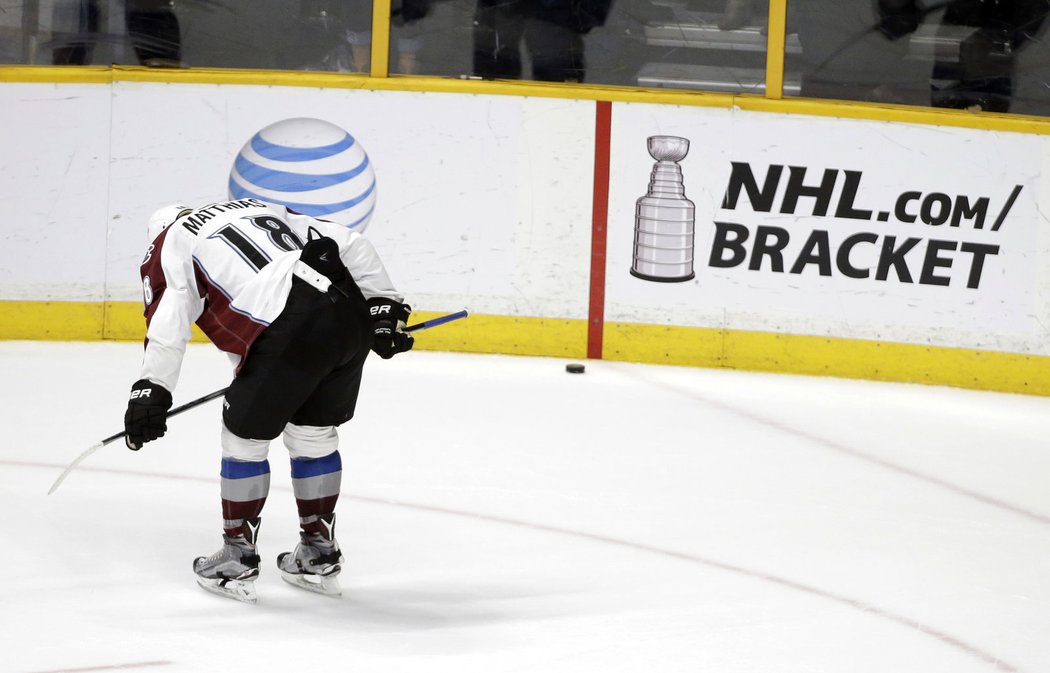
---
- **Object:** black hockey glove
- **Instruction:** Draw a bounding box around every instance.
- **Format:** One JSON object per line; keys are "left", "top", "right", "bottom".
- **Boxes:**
{"left": 300, "top": 232, "right": 347, "bottom": 282}
{"left": 368, "top": 297, "right": 414, "bottom": 359}
{"left": 124, "top": 379, "right": 173, "bottom": 450}
{"left": 300, "top": 230, "right": 362, "bottom": 302}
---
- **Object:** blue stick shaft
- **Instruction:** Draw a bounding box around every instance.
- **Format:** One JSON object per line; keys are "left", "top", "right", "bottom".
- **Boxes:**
{"left": 405, "top": 309, "right": 469, "bottom": 333}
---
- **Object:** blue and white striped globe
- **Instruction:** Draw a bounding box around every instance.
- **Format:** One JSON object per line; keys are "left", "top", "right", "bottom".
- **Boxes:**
{"left": 228, "top": 117, "right": 376, "bottom": 232}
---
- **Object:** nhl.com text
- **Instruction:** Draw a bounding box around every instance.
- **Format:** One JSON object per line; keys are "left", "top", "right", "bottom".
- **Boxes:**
{"left": 709, "top": 162, "right": 1019, "bottom": 290}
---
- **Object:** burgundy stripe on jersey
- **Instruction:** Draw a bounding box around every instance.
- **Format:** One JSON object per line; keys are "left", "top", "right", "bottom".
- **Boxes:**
{"left": 139, "top": 213, "right": 269, "bottom": 371}
{"left": 193, "top": 259, "right": 268, "bottom": 364}
{"left": 141, "top": 225, "right": 174, "bottom": 327}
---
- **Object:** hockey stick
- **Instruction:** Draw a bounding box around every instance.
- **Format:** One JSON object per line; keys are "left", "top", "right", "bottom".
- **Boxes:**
{"left": 47, "top": 388, "right": 229, "bottom": 495}
{"left": 47, "top": 310, "right": 469, "bottom": 495}
{"left": 405, "top": 309, "right": 469, "bottom": 332}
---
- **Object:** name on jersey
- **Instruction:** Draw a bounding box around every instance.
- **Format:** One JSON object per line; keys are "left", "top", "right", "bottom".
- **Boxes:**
{"left": 181, "top": 199, "right": 267, "bottom": 235}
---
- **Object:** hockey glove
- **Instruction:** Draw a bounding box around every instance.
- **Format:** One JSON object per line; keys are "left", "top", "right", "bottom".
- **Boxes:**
{"left": 300, "top": 233, "right": 347, "bottom": 282}
{"left": 124, "top": 379, "right": 173, "bottom": 450}
{"left": 300, "top": 231, "right": 362, "bottom": 302}
{"left": 368, "top": 297, "right": 414, "bottom": 359}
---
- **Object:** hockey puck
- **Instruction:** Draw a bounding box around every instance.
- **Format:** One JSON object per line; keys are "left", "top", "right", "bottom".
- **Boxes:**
{"left": 566, "top": 363, "right": 585, "bottom": 374}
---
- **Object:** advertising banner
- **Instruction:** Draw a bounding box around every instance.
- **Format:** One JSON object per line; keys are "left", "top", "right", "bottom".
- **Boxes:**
{"left": 605, "top": 103, "right": 1046, "bottom": 352}
{"left": 103, "top": 84, "right": 595, "bottom": 321}
{"left": 3, "top": 77, "right": 1050, "bottom": 386}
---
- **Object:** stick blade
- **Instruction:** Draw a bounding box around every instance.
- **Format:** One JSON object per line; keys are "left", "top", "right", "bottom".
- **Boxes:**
{"left": 48, "top": 441, "right": 104, "bottom": 495}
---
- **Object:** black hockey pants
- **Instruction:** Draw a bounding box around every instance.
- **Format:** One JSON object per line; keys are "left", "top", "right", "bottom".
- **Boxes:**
{"left": 222, "top": 276, "right": 373, "bottom": 440}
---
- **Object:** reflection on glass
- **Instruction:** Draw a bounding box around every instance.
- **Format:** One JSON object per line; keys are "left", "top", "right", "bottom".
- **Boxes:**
{"left": 5, "top": 0, "right": 779, "bottom": 95}
{"left": 386, "top": 0, "right": 468, "bottom": 77}
{"left": 48, "top": 0, "right": 101, "bottom": 65}
{"left": 628, "top": 0, "right": 779, "bottom": 93}
{"left": 2, "top": 0, "right": 376, "bottom": 72}
{"left": 270, "top": 0, "right": 372, "bottom": 72}
{"left": 35, "top": 0, "right": 182, "bottom": 67}
{"left": 387, "top": 0, "right": 778, "bottom": 90}
{"left": 6, "top": 0, "right": 1050, "bottom": 118}
{"left": 125, "top": 0, "right": 182, "bottom": 66}
{"left": 789, "top": 0, "right": 1050, "bottom": 116}
{"left": 471, "top": 0, "right": 612, "bottom": 82}
{"left": 386, "top": 0, "right": 432, "bottom": 74}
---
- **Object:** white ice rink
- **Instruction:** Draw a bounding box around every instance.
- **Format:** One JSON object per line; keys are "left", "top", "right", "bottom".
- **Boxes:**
{"left": 2, "top": 340, "right": 1049, "bottom": 673}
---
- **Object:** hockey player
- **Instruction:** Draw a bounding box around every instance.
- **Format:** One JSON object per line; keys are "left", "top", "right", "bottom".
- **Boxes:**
{"left": 123, "top": 197, "right": 413, "bottom": 603}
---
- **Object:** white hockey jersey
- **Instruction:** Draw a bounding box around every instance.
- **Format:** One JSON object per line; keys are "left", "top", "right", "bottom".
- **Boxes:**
{"left": 138, "top": 198, "right": 402, "bottom": 392}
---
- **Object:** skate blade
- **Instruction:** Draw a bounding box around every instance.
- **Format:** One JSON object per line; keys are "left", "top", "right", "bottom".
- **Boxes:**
{"left": 195, "top": 575, "right": 258, "bottom": 604}
{"left": 279, "top": 569, "right": 342, "bottom": 597}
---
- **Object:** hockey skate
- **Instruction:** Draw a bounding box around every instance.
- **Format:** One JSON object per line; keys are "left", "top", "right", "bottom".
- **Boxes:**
{"left": 193, "top": 518, "right": 262, "bottom": 604}
{"left": 277, "top": 514, "right": 344, "bottom": 597}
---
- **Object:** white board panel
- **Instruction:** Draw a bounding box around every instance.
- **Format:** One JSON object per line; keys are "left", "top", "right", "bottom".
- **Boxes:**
{"left": 605, "top": 103, "right": 1050, "bottom": 353}
{"left": 104, "top": 83, "right": 594, "bottom": 318}
{"left": 0, "top": 83, "right": 111, "bottom": 300}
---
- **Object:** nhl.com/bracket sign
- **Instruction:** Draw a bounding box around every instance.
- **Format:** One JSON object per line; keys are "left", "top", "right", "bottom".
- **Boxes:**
{"left": 709, "top": 161, "right": 1018, "bottom": 290}
{"left": 629, "top": 137, "right": 1019, "bottom": 292}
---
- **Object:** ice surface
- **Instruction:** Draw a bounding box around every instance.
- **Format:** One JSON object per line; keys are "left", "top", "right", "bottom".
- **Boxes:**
{"left": 2, "top": 341, "right": 1048, "bottom": 673}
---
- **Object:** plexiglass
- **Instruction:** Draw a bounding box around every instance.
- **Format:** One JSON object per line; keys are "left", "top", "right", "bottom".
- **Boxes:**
{"left": 785, "top": 0, "right": 1050, "bottom": 116}
{"left": 390, "top": 0, "right": 775, "bottom": 89}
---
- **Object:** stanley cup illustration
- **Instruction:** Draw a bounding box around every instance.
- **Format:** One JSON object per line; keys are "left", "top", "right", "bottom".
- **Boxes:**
{"left": 631, "top": 135, "right": 695, "bottom": 282}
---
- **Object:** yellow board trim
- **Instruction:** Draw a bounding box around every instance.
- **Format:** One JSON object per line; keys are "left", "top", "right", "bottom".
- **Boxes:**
{"left": 101, "top": 303, "right": 583, "bottom": 356}
{"left": 0, "top": 65, "right": 112, "bottom": 83}
{"left": 5, "top": 65, "right": 1050, "bottom": 136}
{"left": 0, "top": 301, "right": 105, "bottom": 340}
{"left": 104, "top": 301, "right": 149, "bottom": 342}
{"left": 604, "top": 322, "right": 1050, "bottom": 396}
{"left": 2, "top": 300, "right": 1047, "bottom": 396}
{"left": 403, "top": 312, "right": 586, "bottom": 358}
{"left": 99, "top": 302, "right": 586, "bottom": 357}
{"left": 1, "top": 300, "right": 586, "bottom": 356}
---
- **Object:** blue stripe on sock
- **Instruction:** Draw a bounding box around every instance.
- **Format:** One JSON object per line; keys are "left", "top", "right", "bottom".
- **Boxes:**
{"left": 221, "top": 458, "right": 271, "bottom": 479}
{"left": 290, "top": 451, "right": 342, "bottom": 479}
